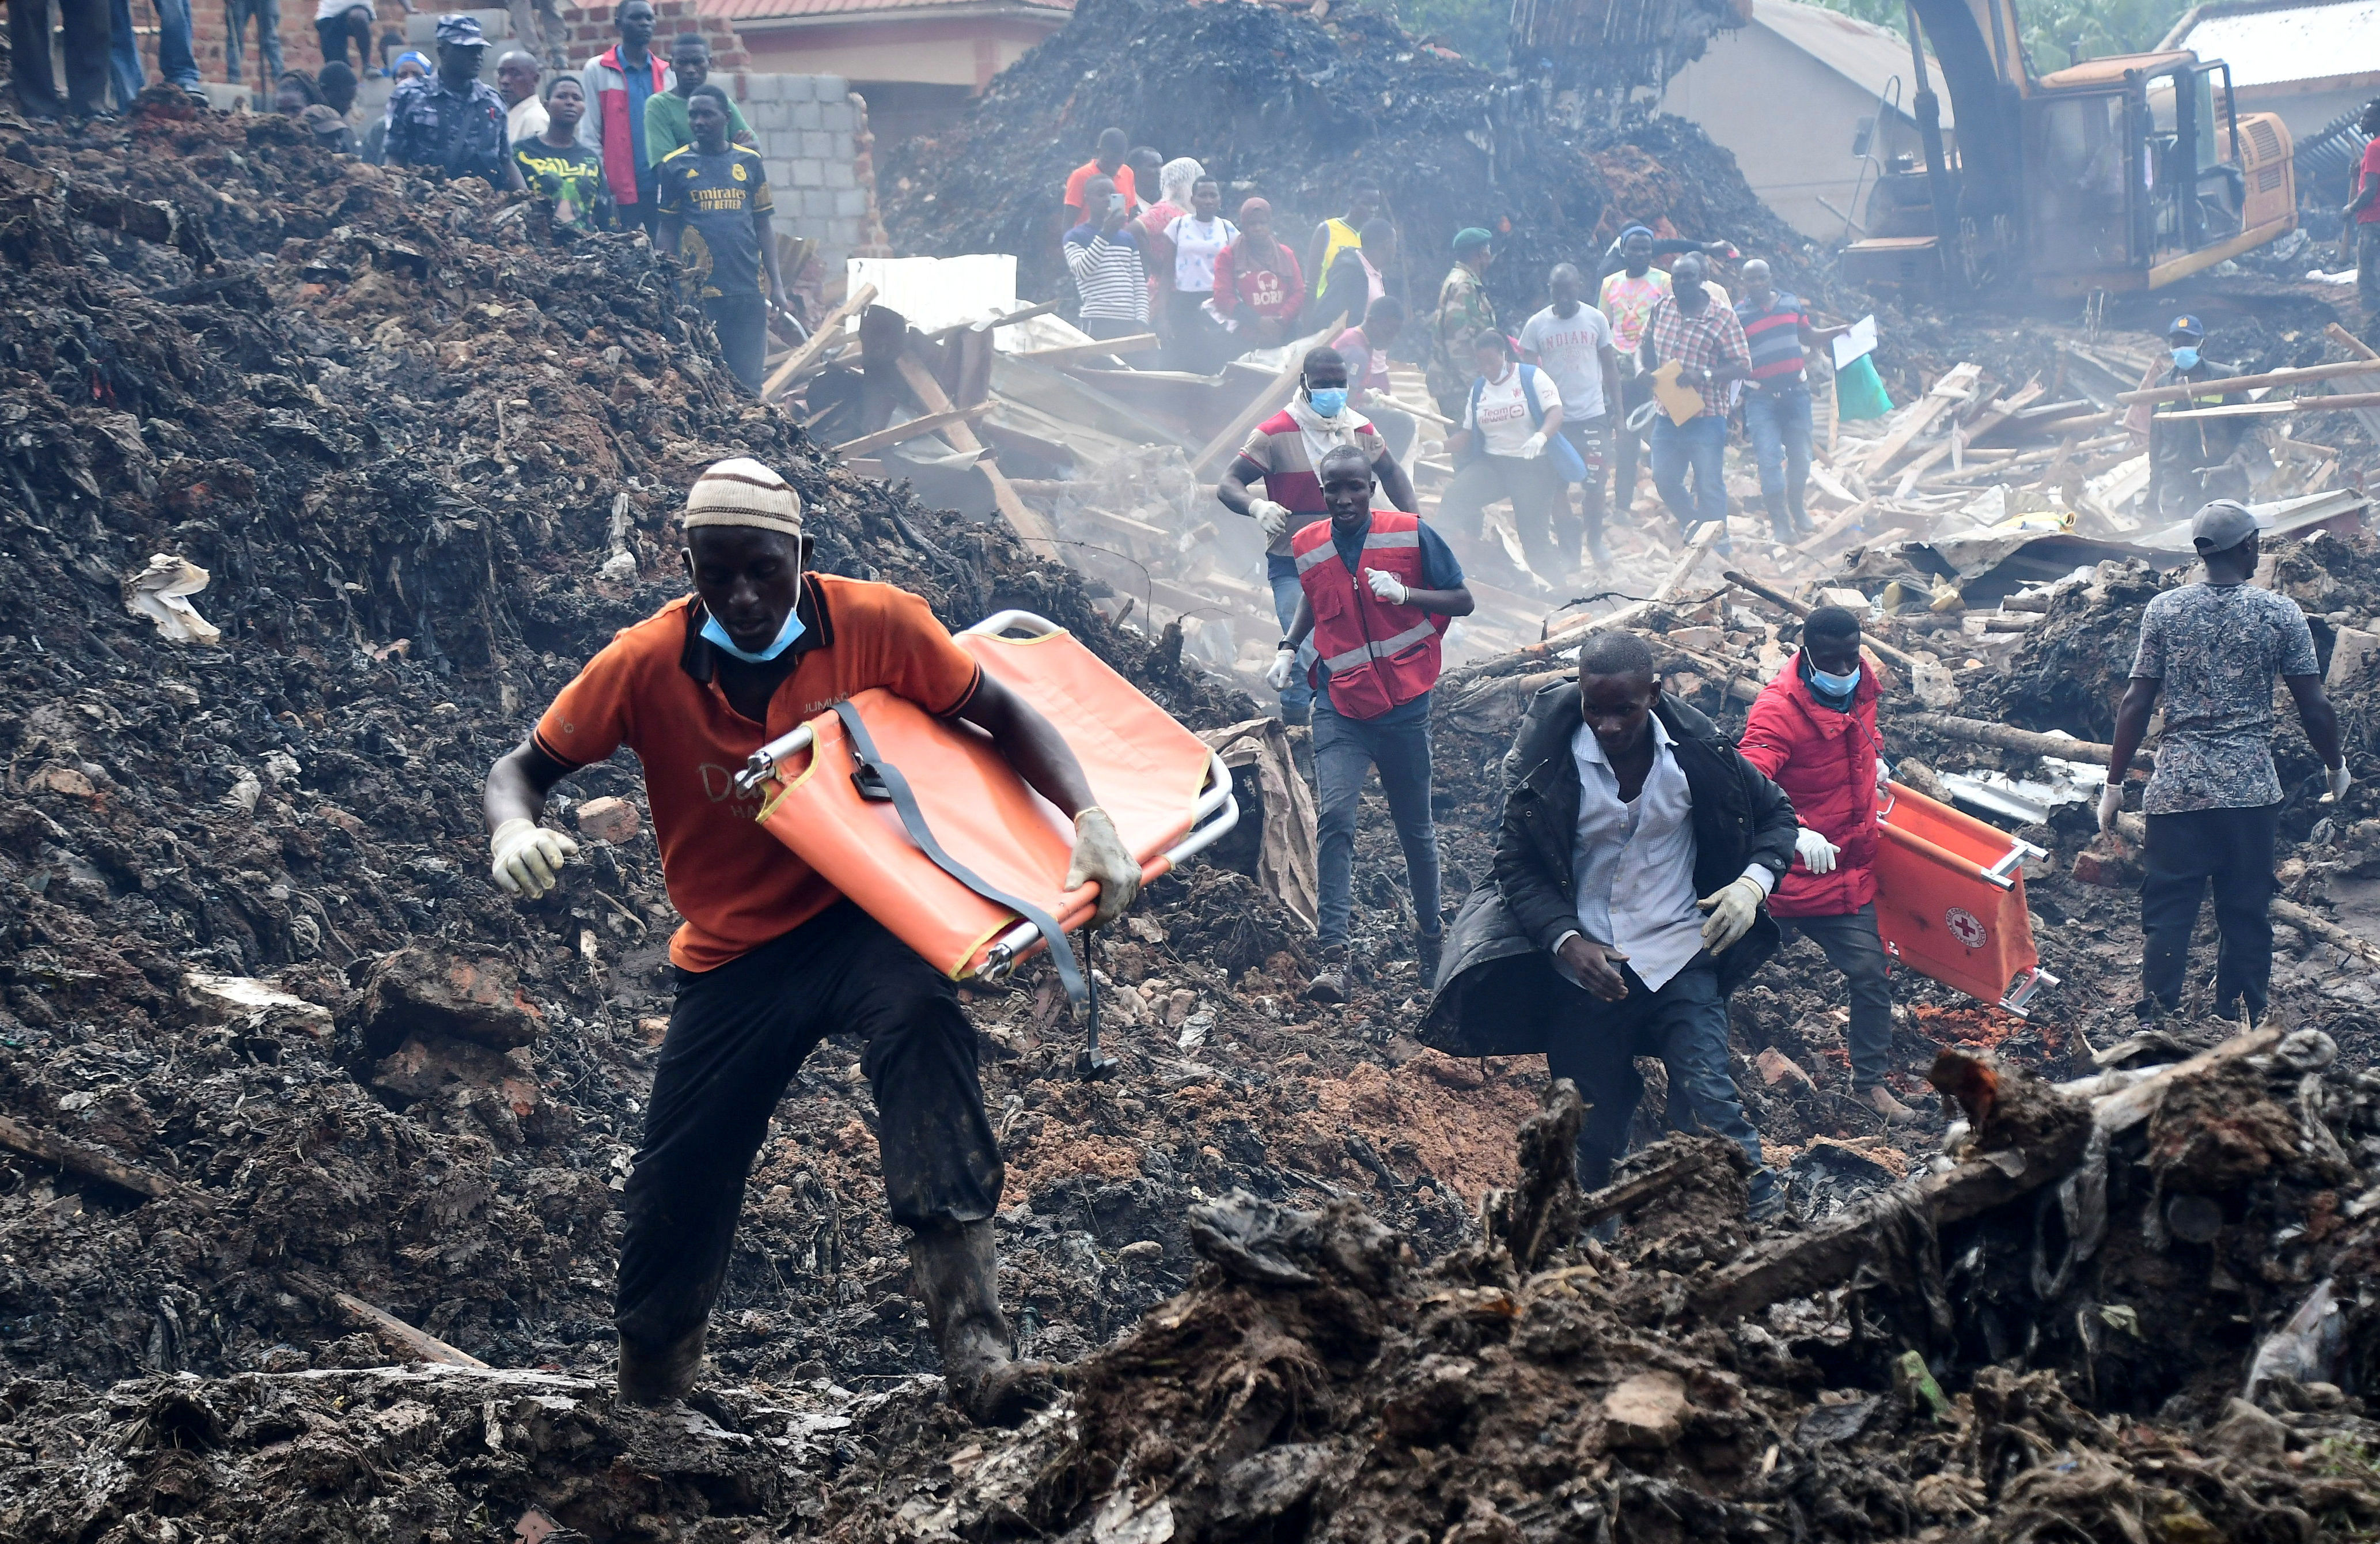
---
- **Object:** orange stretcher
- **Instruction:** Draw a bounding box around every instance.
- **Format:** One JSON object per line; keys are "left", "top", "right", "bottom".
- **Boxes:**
{"left": 1874, "top": 782, "right": 2058, "bottom": 1015}
{"left": 730, "top": 610, "right": 1238, "bottom": 995}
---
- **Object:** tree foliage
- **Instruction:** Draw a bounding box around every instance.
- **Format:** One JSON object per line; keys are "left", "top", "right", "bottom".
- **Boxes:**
{"left": 1803, "top": 0, "right": 2194, "bottom": 74}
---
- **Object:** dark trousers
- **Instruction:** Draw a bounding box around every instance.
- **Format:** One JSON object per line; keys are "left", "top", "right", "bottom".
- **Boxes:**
{"left": 1743, "top": 385, "right": 1814, "bottom": 535}
{"left": 314, "top": 5, "right": 367, "bottom": 69}
{"left": 1557, "top": 414, "right": 1609, "bottom": 561}
{"left": 2140, "top": 803, "right": 2281, "bottom": 1021}
{"left": 1779, "top": 902, "right": 1893, "bottom": 1088}
{"left": 1313, "top": 698, "right": 1440, "bottom": 949}
{"left": 221, "top": 0, "right": 279, "bottom": 86}
{"left": 12, "top": 0, "right": 110, "bottom": 113}
{"left": 2359, "top": 224, "right": 2380, "bottom": 350}
{"left": 614, "top": 902, "right": 1003, "bottom": 1350}
{"left": 1082, "top": 313, "right": 1147, "bottom": 340}
{"left": 1611, "top": 370, "right": 1653, "bottom": 514}
{"left": 1440, "top": 452, "right": 1567, "bottom": 582}
{"left": 1162, "top": 287, "right": 1225, "bottom": 373}
{"left": 1540, "top": 959, "right": 1772, "bottom": 1204}
{"left": 703, "top": 294, "right": 769, "bottom": 392}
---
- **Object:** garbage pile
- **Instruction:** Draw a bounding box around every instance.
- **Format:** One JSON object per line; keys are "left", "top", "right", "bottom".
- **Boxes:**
{"left": 876, "top": 0, "right": 1820, "bottom": 320}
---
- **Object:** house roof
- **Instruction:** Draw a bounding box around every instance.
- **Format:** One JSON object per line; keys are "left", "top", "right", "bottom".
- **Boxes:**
{"left": 702, "top": 0, "right": 1068, "bottom": 23}
{"left": 1746, "top": 0, "right": 1951, "bottom": 126}
{"left": 2160, "top": 0, "right": 2380, "bottom": 88}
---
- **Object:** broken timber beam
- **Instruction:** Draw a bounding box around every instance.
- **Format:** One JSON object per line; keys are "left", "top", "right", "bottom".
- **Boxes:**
{"left": 1014, "top": 334, "right": 1160, "bottom": 368}
{"left": 760, "top": 282, "right": 877, "bottom": 400}
{"left": 2155, "top": 392, "right": 2380, "bottom": 421}
{"left": 894, "top": 354, "right": 1062, "bottom": 557}
{"left": 830, "top": 403, "right": 994, "bottom": 457}
{"left": 2116, "top": 358, "right": 2380, "bottom": 406}
{"left": 332, "top": 1291, "right": 491, "bottom": 1368}
{"left": 1719, "top": 569, "right": 1934, "bottom": 683}
{"left": 1894, "top": 712, "right": 2113, "bottom": 766}
{"left": 1861, "top": 362, "right": 1980, "bottom": 477}
{"left": 0, "top": 1112, "right": 195, "bottom": 1204}
{"left": 1190, "top": 314, "right": 1346, "bottom": 480}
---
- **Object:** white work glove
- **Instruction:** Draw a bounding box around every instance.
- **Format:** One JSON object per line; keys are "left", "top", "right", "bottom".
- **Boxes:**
{"left": 1365, "top": 567, "right": 1410, "bottom": 606}
{"left": 1875, "top": 758, "right": 1892, "bottom": 795}
{"left": 490, "top": 816, "right": 579, "bottom": 899}
{"left": 1794, "top": 828, "right": 1840, "bottom": 875}
{"left": 1265, "top": 646, "right": 1298, "bottom": 691}
{"left": 1519, "top": 431, "right": 1548, "bottom": 460}
{"left": 1248, "top": 498, "right": 1293, "bottom": 541}
{"left": 2326, "top": 763, "right": 2354, "bottom": 803}
{"left": 1064, "top": 805, "right": 1141, "bottom": 930}
{"left": 1696, "top": 875, "right": 1767, "bottom": 955}
{"left": 2096, "top": 784, "right": 2124, "bottom": 834}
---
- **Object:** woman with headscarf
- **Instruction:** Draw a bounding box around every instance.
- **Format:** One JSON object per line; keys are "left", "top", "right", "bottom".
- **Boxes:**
{"left": 1206, "top": 197, "right": 1304, "bottom": 351}
{"left": 362, "top": 51, "right": 431, "bottom": 165}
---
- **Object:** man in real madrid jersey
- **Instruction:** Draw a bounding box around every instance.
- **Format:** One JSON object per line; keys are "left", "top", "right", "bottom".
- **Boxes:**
{"left": 657, "top": 85, "right": 787, "bottom": 392}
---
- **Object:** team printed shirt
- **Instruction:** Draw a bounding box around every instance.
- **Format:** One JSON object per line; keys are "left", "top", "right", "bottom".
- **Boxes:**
{"left": 1736, "top": 290, "right": 1814, "bottom": 386}
{"left": 1644, "top": 294, "right": 1752, "bottom": 419}
{"left": 512, "top": 135, "right": 608, "bottom": 226}
{"left": 2128, "top": 582, "right": 2320, "bottom": 814}
{"left": 535, "top": 577, "right": 983, "bottom": 972}
{"left": 657, "top": 143, "right": 772, "bottom": 298}
{"left": 1597, "top": 267, "right": 1671, "bottom": 355}
{"left": 1517, "top": 303, "right": 1613, "bottom": 418}
{"left": 383, "top": 73, "right": 511, "bottom": 183}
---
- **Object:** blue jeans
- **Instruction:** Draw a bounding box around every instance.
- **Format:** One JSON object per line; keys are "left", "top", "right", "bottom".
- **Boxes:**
{"left": 1779, "top": 904, "right": 1893, "bottom": 1088}
{"left": 1266, "top": 557, "right": 1314, "bottom": 722}
{"left": 112, "top": 0, "right": 195, "bottom": 94}
{"left": 1545, "top": 960, "right": 1772, "bottom": 1205}
{"left": 1743, "top": 386, "right": 1814, "bottom": 533}
{"left": 1649, "top": 412, "right": 1729, "bottom": 538}
{"left": 1312, "top": 694, "right": 1439, "bottom": 949}
{"left": 222, "top": 0, "right": 281, "bottom": 86}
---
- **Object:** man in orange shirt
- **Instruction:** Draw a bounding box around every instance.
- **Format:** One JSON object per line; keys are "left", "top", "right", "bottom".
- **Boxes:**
{"left": 482, "top": 458, "right": 1140, "bottom": 1423}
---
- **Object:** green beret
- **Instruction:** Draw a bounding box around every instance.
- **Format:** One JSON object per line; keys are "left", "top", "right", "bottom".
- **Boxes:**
{"left": 1452, "top": 227, "right": 1492, "bottom": 252}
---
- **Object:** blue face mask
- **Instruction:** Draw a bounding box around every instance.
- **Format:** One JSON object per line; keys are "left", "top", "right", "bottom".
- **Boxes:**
{"left": 700, "top": 605, "right": 806, "bottom": 664}
{"left": 1307, "top": 387, "right": 1348, "bottom": 418}
{"left": 2171, "top": 346, "right": 2201, "bottom": 370}
{"left": 1808, "top": 661, "right": 1862, "bottom": 698}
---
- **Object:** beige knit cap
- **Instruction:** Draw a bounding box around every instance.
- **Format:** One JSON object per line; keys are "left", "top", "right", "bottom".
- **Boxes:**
{"left": 682, "top": 457, "right": 803, "bottom": 538}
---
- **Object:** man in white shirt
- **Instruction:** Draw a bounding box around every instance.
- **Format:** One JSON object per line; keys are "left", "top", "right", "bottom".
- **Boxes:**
{"left": 497, "top": 49, "right": 549, "bottom": 145}
{"left": 1419, "top": 631, "right": 1799, "bottom": 1216}
{"left": 1521, "top": 262, "right": 1623, "bottom": 570}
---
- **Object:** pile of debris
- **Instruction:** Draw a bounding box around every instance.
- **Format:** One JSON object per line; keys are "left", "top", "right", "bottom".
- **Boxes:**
{"left": 876, "top": 0, "right": 1820, "bottom": 320}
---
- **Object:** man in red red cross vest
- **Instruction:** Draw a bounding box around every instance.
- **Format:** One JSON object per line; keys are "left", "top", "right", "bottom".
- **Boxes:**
{"left": 1270, "top": 443, "right": 1475, "bottom": 1002}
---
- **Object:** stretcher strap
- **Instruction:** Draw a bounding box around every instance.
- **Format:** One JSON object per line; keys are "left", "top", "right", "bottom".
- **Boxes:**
{"left": 829, "top": 701, "right": 1087, "bottom": 1006}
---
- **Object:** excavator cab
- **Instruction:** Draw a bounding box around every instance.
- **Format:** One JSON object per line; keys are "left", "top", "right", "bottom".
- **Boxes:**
{"left": 2021, "top": 52, "right": 2295, "bottom": 295}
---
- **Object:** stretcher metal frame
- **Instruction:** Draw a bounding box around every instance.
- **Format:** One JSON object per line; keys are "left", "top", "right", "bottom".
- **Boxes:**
{"left": 732, "top": 610, "right": 1241, "bottom": 983}
{"left": 1877, "top": 783, "right": 2060, "bottom": 1015}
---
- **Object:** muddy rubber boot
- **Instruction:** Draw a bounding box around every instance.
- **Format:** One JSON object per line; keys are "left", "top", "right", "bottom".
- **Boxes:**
{"left": 1862, "top": 1084, "right": 1922, "bottom": 1124}
{"left": 616, "top": 1322, "right": 706, "bottom": 1407}
{"left": 908, "top": 1221, "right": 1059, "bottom": 1427}
{"left": 1305, "top": 945, "right": 1351, "bottom": 1005}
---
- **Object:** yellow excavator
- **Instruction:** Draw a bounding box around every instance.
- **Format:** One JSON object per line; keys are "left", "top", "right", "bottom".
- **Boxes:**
{"left": 1841, "top": 0, "right": 2298, "bottom": 298}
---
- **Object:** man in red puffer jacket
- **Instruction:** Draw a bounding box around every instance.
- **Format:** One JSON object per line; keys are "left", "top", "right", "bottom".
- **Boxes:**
{"left": 1739, "top": 606, "right": 1917, "bottom": 1122}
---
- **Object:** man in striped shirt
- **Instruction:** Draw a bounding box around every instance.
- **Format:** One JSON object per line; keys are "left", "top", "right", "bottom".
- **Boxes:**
{"left": 1734, "top": 259, "right": 1847, "bottom": 542}
{"left": 1063, "top": 175, "right": 1151, "bottom": 340}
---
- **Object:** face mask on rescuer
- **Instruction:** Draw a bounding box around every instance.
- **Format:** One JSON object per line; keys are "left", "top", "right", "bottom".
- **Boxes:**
{"left": 2172, "top": 347, "right": 2201, "bottom": 370}
{"left": 1809, "top": 663, "right": 1862, "bottom": 697}
{"left": 700, "top": 606, "right": 806, "bottom": 663}
{"left": 1307, "top": 387, "right": 1348, "bottom": 418}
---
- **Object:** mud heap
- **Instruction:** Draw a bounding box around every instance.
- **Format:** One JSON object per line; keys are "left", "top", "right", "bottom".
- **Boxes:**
{"left": 877, "top": 0, "right": 1822, "bottom": 321}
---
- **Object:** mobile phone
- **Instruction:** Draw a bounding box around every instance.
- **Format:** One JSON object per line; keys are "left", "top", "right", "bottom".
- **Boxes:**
{"left": 1108, "top": 192, "right": 1126, "bottom": 214}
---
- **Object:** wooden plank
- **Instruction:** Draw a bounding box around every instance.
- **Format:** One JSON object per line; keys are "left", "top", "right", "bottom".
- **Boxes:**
{"left": 332, "top": 1291, "right": 491, "bottom": 1368}
{"left": 2114, "top": 358, "right": 2380, "bottom": 406}
{"left": 1722, "top": 568, "right": 1933, "bottom": 678}
{"left": 760, "top": 282, "right": 877, "bottom": 400}
{"left": 0, "top": 1112, "right": 194, "bottom": 1204}
{"left": 829, "top": 403, "right": 993, "bottom": 457}
{"left": 1190, "top": 314, "right": 1347, "bottom": 481}
{"left": 1861, "top": 362, "right": 1980, "bottom": 476}
{"left": 2154, "top": 392, "right": 2380, "bottom": 420}
{"left": 1015, "top": 334, "right": 1161, "bottom": 368}
{"left": 896, "top": 354, "right": 1061, "bottom": 556}
{"left": 920, "top": 297, "right": 1062, "bottom": 347}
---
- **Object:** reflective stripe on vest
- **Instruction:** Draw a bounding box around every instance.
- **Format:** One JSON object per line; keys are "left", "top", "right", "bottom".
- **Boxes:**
{"left": 1290, "top": 511, "right": 1447, "bottom": 719}
{"left": 1294, "top": 525, "right": 1419, "bottom": 572}
{"left": 1319, "top": 618, "right": 1440, "bottom": 675}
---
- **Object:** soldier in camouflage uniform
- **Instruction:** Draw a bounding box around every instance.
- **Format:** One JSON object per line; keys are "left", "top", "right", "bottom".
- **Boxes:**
{"left": 384, "top": 14, "right": 525, "bottom": 191}
{"left": 1428, "top": 227, "right": 1497, "bottom": 419}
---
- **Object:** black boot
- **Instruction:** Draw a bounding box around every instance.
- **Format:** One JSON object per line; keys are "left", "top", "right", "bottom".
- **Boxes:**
{"left": 616, "top": 1322, "right": 706, "bottom": 1407}
{"left": 908, "top": 1220, "right": 1059, "bottom": 1426}
{"left": 1416, "top": 928, "right": 1444, "bottom": 985}
{"left": 1305, "top": 944, "right": 1350, "bottom": 1004}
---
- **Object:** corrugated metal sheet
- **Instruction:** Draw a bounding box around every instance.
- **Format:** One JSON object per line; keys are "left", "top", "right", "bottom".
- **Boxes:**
{"left": 702, "top": 0, "right": 1068, "bottom": 23}
{"left": 1750, "top": 0, "right": 1951, "bottom": 126}
{"left": 2169, "top": 0, "right": 2380, "bottom": 88}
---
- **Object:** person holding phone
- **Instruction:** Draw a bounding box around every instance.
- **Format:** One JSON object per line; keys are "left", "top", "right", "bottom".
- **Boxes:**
{"left": 1062, "top": 174, "right": 1151, "bottom": 340}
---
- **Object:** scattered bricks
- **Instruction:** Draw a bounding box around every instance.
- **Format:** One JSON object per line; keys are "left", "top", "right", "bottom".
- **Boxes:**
{"left": 1754, "top": 1047, "right": 1816, "bottom": 1089}
{"left": 359, "top": 947, "right": 548, "bottom": 1056}
{"left": 2071, "top": 835, "right": 2140, "bottom": 888}
{"left": 1601, "top": 1371, "right": 1688, "bottom": 1450}
{"left": 574, "top": 795, "right": 641, "bottom": 843}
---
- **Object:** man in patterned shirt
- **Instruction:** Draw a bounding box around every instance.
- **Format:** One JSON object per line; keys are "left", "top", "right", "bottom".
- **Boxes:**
{"left": 1639, "top": 251, "right": 1749, "bottom": 544}
{"left": 385, "top": 15, "right": 525, "bottom": 191}
{"left": 2101, "top": 501, "right": 2349, "bottom": 1024}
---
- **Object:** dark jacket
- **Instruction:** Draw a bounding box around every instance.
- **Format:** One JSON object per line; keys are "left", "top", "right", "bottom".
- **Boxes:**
{"left": 1419, "top": 683, "right": 1798, "bottom": 1058}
